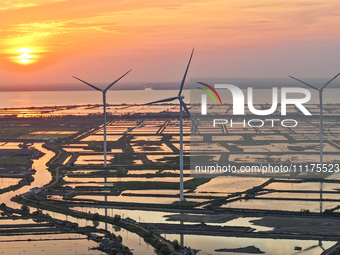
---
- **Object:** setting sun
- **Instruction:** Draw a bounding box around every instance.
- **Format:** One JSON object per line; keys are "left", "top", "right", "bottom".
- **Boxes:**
{"left": 16, "top": 48, "right": 34, "bottom": 65}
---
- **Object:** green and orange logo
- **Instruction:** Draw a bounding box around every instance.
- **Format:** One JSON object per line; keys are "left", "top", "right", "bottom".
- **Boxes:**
{"left": 197, "top": 82, "right": 223, "bottom": 106}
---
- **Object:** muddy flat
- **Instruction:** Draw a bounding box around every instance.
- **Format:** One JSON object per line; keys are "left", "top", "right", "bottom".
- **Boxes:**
{"left": 215, "top": 245, "right": 265, "bottom": 254}
{"left": 250, "top": 216, "right": 340, "bottom": 236}
{"left": 164, "top": 213, "right": 238, "bottom": 223}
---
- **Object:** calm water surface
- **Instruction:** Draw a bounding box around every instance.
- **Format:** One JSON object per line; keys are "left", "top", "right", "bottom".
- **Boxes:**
{"left": 0, "top": 89, "right": 339, "bottom": 108}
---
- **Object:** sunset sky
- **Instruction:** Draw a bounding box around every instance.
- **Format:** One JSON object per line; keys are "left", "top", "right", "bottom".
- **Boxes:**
{"left": 1, "top": 0, "right": 340, "bottom": 90}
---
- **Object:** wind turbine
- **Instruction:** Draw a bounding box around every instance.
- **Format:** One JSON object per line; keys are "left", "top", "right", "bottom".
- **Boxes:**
{"left": 145, "top": 48, "right": 194, "bottom": 202}
{"left": 289, "top": 73, "right": 340, "bottom": 212}
{"left": 73, "top": 69, "right": 132, "bottom": 167}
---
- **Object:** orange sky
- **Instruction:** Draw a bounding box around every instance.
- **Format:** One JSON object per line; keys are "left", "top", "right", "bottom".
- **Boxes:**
{"left": 1, "top": 0, "right": 340, "bottom": 89}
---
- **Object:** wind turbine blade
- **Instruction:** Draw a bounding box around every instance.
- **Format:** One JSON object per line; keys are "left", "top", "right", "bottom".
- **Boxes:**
{"left": 179, "top": 98, "right": 199, "bottom": 133}
{"left": 321, "top": 72, "right": 340, "bottom": 90}
{"left": 73, "top": 76, "right": 103, "bottom": 92}
{"left": 178, "top": 48, "right": 194, "bottom": 97}
{"left": 289, "top": 75, "right": 319, "bottom": 91}
{"left": 104, "top": 69, "right": 132, "bottom": 92}
{"left": 144, "top": 96, "right": 178, "bottom": 105}
{"left": 179, "top": 99, "right": 191, "bottom": 118}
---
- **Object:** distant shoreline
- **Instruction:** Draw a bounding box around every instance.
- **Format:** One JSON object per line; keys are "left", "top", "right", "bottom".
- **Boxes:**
{"left": 2, "top": 77, "right": 340, "bottom": 91}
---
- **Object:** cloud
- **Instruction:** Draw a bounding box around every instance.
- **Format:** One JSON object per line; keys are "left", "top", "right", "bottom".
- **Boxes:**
{"left": 0, "top": 0, "right": 67, "bottom": 11}
{"left": 1, "top": 0, "right": 340, "bottom": 72}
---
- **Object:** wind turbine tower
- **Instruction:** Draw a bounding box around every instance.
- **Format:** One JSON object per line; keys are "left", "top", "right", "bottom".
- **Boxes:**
{"left": 145, "top": 49, "right": 194, "bottom": 202}
{"left": 289, "top": 73, "right": 340, "bottom": 212}
{"left": 73, "top": 70, "right": 132, "bottom": 167}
